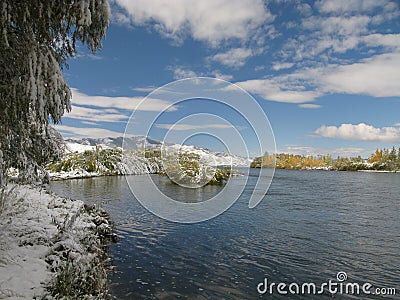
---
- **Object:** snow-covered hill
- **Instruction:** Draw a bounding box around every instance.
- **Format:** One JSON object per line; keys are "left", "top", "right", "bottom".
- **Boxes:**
{"left": 65, "top": 136, "right": 162, "bottom": 151}
{"left": 65, "top": 136, "right": 252, "bottom": 167}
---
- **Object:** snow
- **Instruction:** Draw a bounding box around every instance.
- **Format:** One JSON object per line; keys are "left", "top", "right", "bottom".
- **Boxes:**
{"left": 162, "top": 143, "right": 252, "bottom": 167}
{"left": 48, "top": 169, "right": 102, "bottom": 180}
{"left": 66, "top": 142, "right": 96, "bottom": 153}
{"left": 0, "top": 184, "right": 112, "bottom": 299}
{"left": 47, "top": 137, "right": 251, "bottom": 181}
{"left": 358, "top": 170, "right": 399, "bottom": 173}
{"left": 66, "top": 136, "right": 252, "bottom": 166}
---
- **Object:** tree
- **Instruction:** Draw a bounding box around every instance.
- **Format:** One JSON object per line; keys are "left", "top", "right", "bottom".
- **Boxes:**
{"left": 389, "top": 146, "right": 397, "bottom": 161}
{"left": 368, "top": 149, "right": 382, "bottom": 163}
{"left": 0, "top": 1, "right": 110, "bottom": 184}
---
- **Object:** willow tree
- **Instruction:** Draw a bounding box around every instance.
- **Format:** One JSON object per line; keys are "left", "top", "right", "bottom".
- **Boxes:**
{"left": 0, "top": 1, "right": 110, "bottom": 184}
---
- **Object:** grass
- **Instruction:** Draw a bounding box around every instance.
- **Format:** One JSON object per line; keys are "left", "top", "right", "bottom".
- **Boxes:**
{"left": 44, "top": 204, "right": 114, "bottom": 299}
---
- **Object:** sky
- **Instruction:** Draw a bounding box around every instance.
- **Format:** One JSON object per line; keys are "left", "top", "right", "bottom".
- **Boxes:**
{"left": 58, "top": 0, "right": 400, "bottom": 158}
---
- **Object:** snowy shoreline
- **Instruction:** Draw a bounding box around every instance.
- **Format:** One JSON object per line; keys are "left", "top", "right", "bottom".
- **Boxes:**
{"left": 0, "top": 184, "right": 115, "bottom": 299}
{"left": 357, "top": 169, "right": 399, "bottom": 173}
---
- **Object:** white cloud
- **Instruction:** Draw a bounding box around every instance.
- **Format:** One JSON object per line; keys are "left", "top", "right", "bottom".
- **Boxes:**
{"left": 131, "top": 86, "right": 158, "bottom": 93}
{"left": 70, "top": 88, "right": 176, "bottom": 112}
{"left": 235, "top": 52, "right": 400, "bottom": 103}
{"left": 320, "top": 53, "right": 400, "bottom": 97}
{"left": 363, "top": 34, "right": 400, "bottom": 50}
{"left": 272, "top": 62, "right": 294, "bottom": 71}
{"left": 63, "top": 89, "right": 178, "bottom": 126}
{"left": 302, "top": 15, "right": 371, "bottom": 36}
{"left": 209, "top": 48, "right": 253, "bottom": 68}
{"left": 298, "top": 104, "right": 321, "bottom": 109}
{"left": 170, "top": 67, "right": 198, "bottom": 80}
{"left": 112, "top": 11, "right": 132, "bottom": 27}
{"left": 56, "top": 125, "right": 125, "bottom": 138}
{"left": 74, "top": 53, "right": 103, "bottom": 60}
{"left": 315, "top": 123, "right": 400, "bottom": 143}
{"left": 315, "top": 0, "right": 396, "bottom": 15}
{"left": 254, "top": 65, "right": 265, "bottom": 72}
{"left": 67, "top": 105, "right": 128, "bottom": 123}
{"left": 211, "top": 71, "right": 233, "bottom": 81}
{"left": 279, "top": 1, "right": 399, "bottom": 62}
{"left": 155, "top": 123, "right": 245, "bottom": 131}
{"left": 280, "top": 145, "right": 366, "bottom": 157}
{"left": 296, "top": 3, "right": 313, "bottom": 17}
{"left": 114, "top": 0, "right": 274, "bottom": 45}
{"left": 168, "top": 66, "right": 233, "bottom": 81}
{"left": 305, "top": 33, "right": 400, "bottom": 56}
{"left": 234, "top": 78, "right": 321, "bottom": 103}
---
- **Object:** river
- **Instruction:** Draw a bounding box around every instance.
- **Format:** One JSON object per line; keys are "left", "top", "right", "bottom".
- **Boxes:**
{"left": 49, "top": 169, "right": 400, "bottom": 299}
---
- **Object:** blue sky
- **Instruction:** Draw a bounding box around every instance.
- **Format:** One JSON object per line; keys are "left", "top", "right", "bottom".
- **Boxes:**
{"left": 58, "top": 0, "right": 400, "bottom": 158}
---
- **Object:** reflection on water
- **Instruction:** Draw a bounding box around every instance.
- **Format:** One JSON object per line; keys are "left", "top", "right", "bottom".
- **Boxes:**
{"left": 50, "top": 169, "right": 400, "bottom": 299}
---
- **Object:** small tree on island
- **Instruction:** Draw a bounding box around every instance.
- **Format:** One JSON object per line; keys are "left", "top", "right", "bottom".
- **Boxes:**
{"left": 0, "top": 1, "right": 110, "bottom": 185}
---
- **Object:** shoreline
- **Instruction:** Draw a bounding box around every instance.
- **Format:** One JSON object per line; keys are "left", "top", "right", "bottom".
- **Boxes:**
{"left": 252, "top": 167, "right": 400, "bottom": 173}
{"left": 47, "top": 167, "right": 400, "bottom": 182}
{"left": 0, "top": 184, "right": 115, "bottom": 299}
{"left": 357, "top": 169, "right": 399, "bottom": 173}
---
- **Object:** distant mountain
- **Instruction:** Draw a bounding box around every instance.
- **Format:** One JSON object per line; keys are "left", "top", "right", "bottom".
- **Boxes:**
{"left": 65, "top": 136, "right": 162, "bottom": 150}
{"left": 65, "top": 136, "right": 252, "bottom": 167}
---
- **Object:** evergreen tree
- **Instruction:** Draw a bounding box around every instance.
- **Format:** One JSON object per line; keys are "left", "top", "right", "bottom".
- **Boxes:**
{"left": 0, "top": 1, "right": 110, "bottom": 184}
{"left": 389, "top": 146, "right": 397, "bottom": 161}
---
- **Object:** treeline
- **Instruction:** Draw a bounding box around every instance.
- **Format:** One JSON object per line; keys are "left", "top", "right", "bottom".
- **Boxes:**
{"left": 251, "top": 147, "right": 400, "bottom": 171}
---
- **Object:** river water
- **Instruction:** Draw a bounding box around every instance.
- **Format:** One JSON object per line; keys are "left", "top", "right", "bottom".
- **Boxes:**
{"left": 50, "top": 169, "right": 400, "bottom": 299}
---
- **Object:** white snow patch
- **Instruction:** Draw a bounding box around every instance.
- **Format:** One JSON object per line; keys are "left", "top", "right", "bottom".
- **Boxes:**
{"left": 66, "top": 142, "right": 95, "bottom": 153}
{"left": 0, "top": 184, "right": 111, "bottom": 299}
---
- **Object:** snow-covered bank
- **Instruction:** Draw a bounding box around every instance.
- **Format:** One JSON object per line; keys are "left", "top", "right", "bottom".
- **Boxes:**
{"left": 0, "top": 184, "right": 114, "bottom": 299}
{"left": 358, "top": 170, "right": 399, "bottom": 173}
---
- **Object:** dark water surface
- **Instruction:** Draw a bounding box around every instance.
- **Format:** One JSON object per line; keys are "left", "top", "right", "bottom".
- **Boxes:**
{"left": 50, "top": 169, "right": 400, "bottom": 299}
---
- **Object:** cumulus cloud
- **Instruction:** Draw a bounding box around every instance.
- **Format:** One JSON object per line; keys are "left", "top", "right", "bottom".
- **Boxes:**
{"left": 208, "top": 48, "right": 253, "bottom": 68}
{"left": 362, "top": 33, "right": 400, "bottom": 50}
{"left": 314, "top": 123, "right": 400, "bottom": 143}
{"left": 113, "top": 0, "right": 274, "bottom": 45}
{"left": 320, "top": 53, "right": 400, "bottom": 97}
